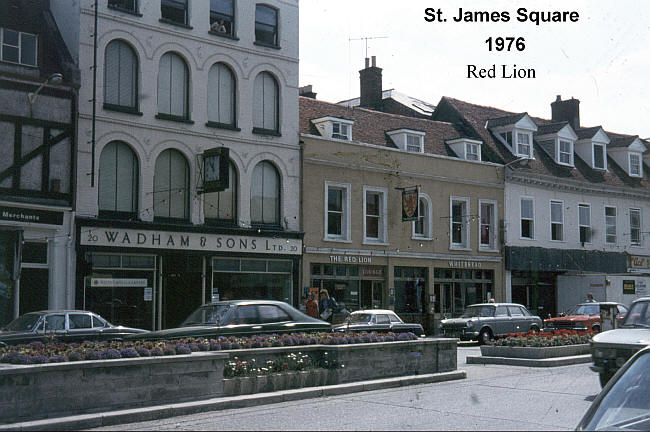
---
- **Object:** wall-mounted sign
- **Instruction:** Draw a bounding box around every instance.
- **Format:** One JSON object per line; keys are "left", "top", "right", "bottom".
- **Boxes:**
{"left": 329, "top": 255, "right": 372, "bottom": 264}
{"left": 623, "top": 280, "right": 636, "bottom": 295}
{"left": 629, "top": 255, "right": 650, "bottom": 271}
{"left": 143, "top": 287, "right": 153, "bottom": 301}
{"left": 361, "top": 266, "right": 384, "bottom": 277}
{"left": 447, "top": 260, "right": 482, "bottom": 269}
{"left": 401, "top": 187, "right": 420, "bottom": 222}
{"left": 0, "top": 206, "right": 63, "bottom": 225}
{"left": 80, "top": 227, "right": 302, "bottom": 255}
{"left": 91, "top": 278, "right": 148, "bottom": 287}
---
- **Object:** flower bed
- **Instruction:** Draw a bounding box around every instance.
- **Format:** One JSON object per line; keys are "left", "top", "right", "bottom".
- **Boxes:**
{"left": 0, "top": 331, "right": 417, "bottom": 365}
{"left": 489, "top": 329, "right": 595, "bottom": 347}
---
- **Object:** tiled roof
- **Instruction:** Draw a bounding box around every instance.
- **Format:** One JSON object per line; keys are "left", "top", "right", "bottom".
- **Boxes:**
{"left": 485, "top": 113, "right": 528, "bottom": 128}
{"left": 300, "top": 97, "right": 463, "bottom": 157}
{"left": 433, "top": 97, "right": 650, "bottom": 190}
{"left": 608, "top": 135, "right": 639, "bottom": 148}
{"left": 536, "top": 122, "right": 569, "bottom": 136}
{"left": 338, "top": 90, "right": 436, "bottom": 117}
{"left": 575, "top": 126, "right": 604, "bottom": 140}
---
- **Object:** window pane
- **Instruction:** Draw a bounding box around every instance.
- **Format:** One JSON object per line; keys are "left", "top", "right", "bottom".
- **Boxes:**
{"left": 255, "top": 5, "right": 277, "bottom": 45}
{"left": 208, "top": 63, "right": 234, "bottom": 125}
{"left": 251, "top": 162, "right": 279, "bottom": 224}
{"left": 328, "top": 189, "right": 342, "bottom": 212}
{"left": 20, "top": 33, "right": 37, "bottom": 66}
{"left": 579, "top": 205, "right": 590, "bottom": 226}
{"left": 551, "top": 202, "right": 562, "bottom": 222}
{"left": 593, "top": 145, "right": 604, "bottom": 168}
{"left": 157, "top": 53, "right": 172, "bottom": 114}
{"left": 204, "top": 162, "right": 236, "bottom": 221}
{"left": 170, "top": 54, "right": 187, "bottom": 117}
{"left": 154, "top": 149, "right": 188, "bottom": 219}
{"left": 22, "top": 242, "right": 47, "bottom": 264}
{"left": 253, "top": 72, "right": 278, "bottom": 130}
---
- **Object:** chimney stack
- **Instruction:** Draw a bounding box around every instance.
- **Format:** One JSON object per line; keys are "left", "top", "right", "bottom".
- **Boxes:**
{"left": 551, "top": 95, "right": 580, "bottom": 130}
{"left": 299, "top": 85, "right": 317, "bottom": 99}
{"left": 359, "top": 57, "right": 383, "bottom": 110}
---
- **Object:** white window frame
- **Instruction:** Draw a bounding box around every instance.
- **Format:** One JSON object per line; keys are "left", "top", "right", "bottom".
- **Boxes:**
{"left": 520, "top": 196, "right": 535, "bottom": 240}
{"left": 466, "top": 143, "right": 480, "bottom": 161}
{"left": 629, "top": 208, "right": 642, "bottom": 247}
{"left": 478, "top": 199, "right": 497, "bottom": 251}
{"left": 0, "top": 28, "right": 38, "bottom": 67}
{"left": 558, "top": 139, "right": 573, "bottom": 166}
{"left": 324, "top": 181, "right": 351, "bottom": 242}
{"left": 363, "top": 186, "right": 388, "bottom": 245}
{"left": 406, "top": 134, "right": 424, "bottom": 153}
{"left": 629, "top": 153, "right": 642, "bottom": 177}
{"left": 516, "top": 132, "right": 532, "bottom": 158}
{"left": 592, "top": 143, "right": 606, "bottom": 170}
{"left": 412, "top": 193, "right": 433, "bottom": 240}
{"left": 450, "top": 196, "right": 470, "bottom": 250}
{"left": 605, "top": 206, "right": 617, "bottom": 244}
{"left": 332, "top": 122, "right": 350, "bottom": 140}
{"left": 578, "top": 203, "right": 591, "bottom": 244}
{"left": 550, "top": 200, "right": 564, "bottom": 242}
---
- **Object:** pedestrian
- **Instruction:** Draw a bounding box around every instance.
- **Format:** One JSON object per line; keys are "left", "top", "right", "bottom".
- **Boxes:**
{"left": 585, "top": 293, "right": 597, "bottom": 303}
{"left": 488, "top": 298, "right": 495, "bottom": 303}
{"left": 306, "top": 293, "right": 319, "bottom": 318}
{"left": 318, "top": 289, "right": 339, "bottom": 323}
{"left": 299, "top": 295, "right": 307, "bottom": 313}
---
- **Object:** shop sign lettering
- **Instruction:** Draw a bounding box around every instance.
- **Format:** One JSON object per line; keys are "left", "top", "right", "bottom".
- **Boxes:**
{"left": 361, "top": 266, "right": 384, "bottom": 277}
{"left": 329, "top": 255, "right": 372, "bottom": 264}
{"left": 448, "top": 260, "right": 482, "bottom": 269}
{"left": 630, "top": 255, "right": 650, "bottom": 270}
{"left": 80, "top": 227, "right": 302, "bottom": 255}
{"left": 91, "top": 278, "right": 148, "bottom": 287}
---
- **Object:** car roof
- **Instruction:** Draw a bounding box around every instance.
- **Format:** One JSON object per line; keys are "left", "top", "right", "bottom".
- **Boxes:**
{"left": 468, "top": 303, "right": 525, "bottom": 307}
{"left": 350, "top": 309, "right": 396, "bottom": 314}
{"left": 198, "top": 300, "right": 291, "bottom": 307}
{"left": 24, "top": 310, "right": 95, "bottom": 315}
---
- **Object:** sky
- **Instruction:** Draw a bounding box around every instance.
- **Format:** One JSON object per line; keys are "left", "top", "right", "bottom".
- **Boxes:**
{"left": 299, "top": 0, "right": 650, "bottom": 138}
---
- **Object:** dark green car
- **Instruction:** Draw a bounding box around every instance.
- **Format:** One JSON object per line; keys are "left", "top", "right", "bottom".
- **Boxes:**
{"left": 129, "top": 300, "right": 331, "bottom": 340}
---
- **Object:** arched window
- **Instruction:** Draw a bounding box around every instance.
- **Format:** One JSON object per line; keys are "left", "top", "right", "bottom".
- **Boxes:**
{"left": 413, "top": 194, "right": 432, "bottom": 239}
{"left": 204, "top": 161, "right": 237, "bottom": 224}
{"left": 251, "top": 161, "right": 279, "bottom": 225}
{"left": 104, "top": 40, "right": 138, "bottom": 110}
{"left": 157, "top": 52, "right": 189, "bottom": 119}
{"left": 98, "top": 141, "right": 139, "bottom": 217}
{"left": 154, "top": 149, "right": 189, "bottom": 220}
{"left": 207, "top": 63, "right": 236, "bottom": 127}
{"left": 253, "top": 72, "right": 278, "bottom": 133}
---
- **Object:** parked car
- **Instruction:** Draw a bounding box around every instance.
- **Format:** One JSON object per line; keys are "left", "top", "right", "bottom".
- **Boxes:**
{"left": 0, "top": 310, "right": 148, "bottom": 345}
{"left": 438, "top": 303, "right": 542, "bottom": 344}
{"left": 332, "top": 309, "right": 425, "bottom": 337}
{"left": 128, "top": 300, "right": 332, "bottom": 341}
{"left": 590, "top": 297, "right": 650, "bottom": 387}
{"left": 577, "top": 346, "right": 650, "bottom": 431}
{"left": 544, "top": 302, "right": 628, "bottom": 332}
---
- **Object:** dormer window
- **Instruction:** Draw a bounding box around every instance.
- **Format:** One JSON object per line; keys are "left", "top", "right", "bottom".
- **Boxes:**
{"left": 630, "top": 153, "right": 642, "bottom": 176}
{"left": 311, "top": 116, "right": 354, "bottom": 141}
{"left": 516, "top": 133, "right": 532, "bottom": 157}
{"left": 447, "top": 138, "right": 483, "bottom": 161}
{"left": 332, "top": 122, "right": 350, "bottom": 140}
{"left": 558, "top": 140, "right": 573, "bottom": 165}
{"left": 593, "top": 144, "right": 605, "bottom": 169}
{"left": 535, "top": 122, "right": 577, "bottom": 167}
{"left": 386, "top": 129, "right": 426, "bottom": 153}
{"left": 488, "top": 113, "right": 537, "bottom": 159}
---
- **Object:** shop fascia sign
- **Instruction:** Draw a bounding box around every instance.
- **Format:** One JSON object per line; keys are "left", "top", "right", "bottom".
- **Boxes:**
{"left": 80, "top": 227, "right": 302, "bottom": 255}
{"left": 329, "top": 254, "right": 372, "bottom": 264}
{"left": 447, "top": 260, "right": 482, "bottom": 269}
{"left": 91, "top": 278, "right": 148, "bottom": 287}
{"left": 629, "top": 255, "right": 650, "bottom": 271}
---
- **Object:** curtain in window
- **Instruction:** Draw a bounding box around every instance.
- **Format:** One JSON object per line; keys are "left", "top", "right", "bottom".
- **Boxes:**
{"left": 251, "top": 161, "right": 279, "bottom": 224}
{"left": 154, "top": 149, "right": 189, "bottom": 220}
{"left": 253, "top": 72, "right": 278, "bottom": 131}
{"left": 208, "top": 63, "right": 235, "bottom": 125}
{"left": 204, "top": 161, "right": 237, "bottom": 222}
{"left": 98, "top": 141, "right": 138, "bottom": 214}
{"left": 158, "top": 52, "right": 188, "bottom": 117}
{"left": 105, "top": 40, "right": 137, "bottom": 108}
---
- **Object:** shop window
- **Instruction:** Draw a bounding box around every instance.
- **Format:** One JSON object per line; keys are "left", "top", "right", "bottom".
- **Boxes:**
{"left": 98, "top": 141, "right": 139, "bottom": 218}
{"left": 323, "top": 265, "right": 333, "bottom": 276}
{"left": 255, "top": 4, "right": 278, "bottom": 47}
{"left": 213, "top": 258, "right": 240, "bottom": 271}
{"left": 252, "top": 72, "right": 279, "bottom": 133}
{"left": 250, "top": 161, "right": 280, "bottom": 225}
{"left": 154, "top": 149, "right": 190, "bottom": 221}
{"left": 122, "top": 255, "right": 155, "bottom": 268}
{"left": 104, "top": 40, "right": 138, "bottom": 111}
{"left": 157, "top": 52, "right": 189, "bottom": 120}
{"left": 311, "top": 263, "right": 321, "bottom": 275}
{"left": 394, "top": 267, "right": 426, "bottom": 314}
{"left": 335, "top": 265, "right": 346, "bottom": 276}
{"left": 210, "top": 0, "right": 234, "bottom": 36}
{"left": 241, "top": 260, "right": 266, "bottom": 272}
{"left": 207, "top": 62, "right": 236, "bottom": 127}
{"left": 22, "top": 242, "right": 47, "bottom": 264}
{"left": 267, "top": 260, "right": 291, "bottom": 273}
{"left": 204, "top": 161, "right": 237, "bottom": 225}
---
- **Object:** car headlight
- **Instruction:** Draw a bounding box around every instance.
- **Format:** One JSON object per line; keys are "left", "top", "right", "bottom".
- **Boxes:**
{"left": 466, "top": 320, "right": 474, "bottom": 328}
{"left": 593, "top": 348, "right": 616, "bottom": 358}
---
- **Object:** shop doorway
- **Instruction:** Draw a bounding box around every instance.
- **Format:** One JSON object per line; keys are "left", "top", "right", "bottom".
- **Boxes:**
{"left": 162, "top": 255, "right": 203, "bottom": 329}
{"left": 360, "top": 280, "right": 383, "bottom": 309}
{"left": 19, "top": 268, "right": 48, "bottom": 314}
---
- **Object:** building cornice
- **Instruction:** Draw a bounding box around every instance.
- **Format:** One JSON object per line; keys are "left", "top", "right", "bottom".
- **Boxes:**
{"left": 305, "top": 246, "right": 502, "bottom": 262}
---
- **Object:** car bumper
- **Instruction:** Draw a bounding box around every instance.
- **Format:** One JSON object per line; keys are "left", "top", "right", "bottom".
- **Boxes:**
{"left": 543, "top": 327, "right": 588, "bottom": 332}
{"left": 439, "top": 329, "right": 479, "bottom": 340}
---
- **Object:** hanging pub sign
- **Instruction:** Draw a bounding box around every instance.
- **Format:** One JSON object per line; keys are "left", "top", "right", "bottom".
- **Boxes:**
{"left": 200, "top": 147, "right": 230, "bottom": 193}
{"left": 401, "top": 186, "right": 419, "bottom": 221}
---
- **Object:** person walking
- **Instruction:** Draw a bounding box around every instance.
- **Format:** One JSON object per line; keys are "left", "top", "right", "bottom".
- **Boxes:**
{"left": 305, "top": 293, "right": 319, "bottom": 318}
{"left": 318, "top": 289, "right": 339, "bottom": 323}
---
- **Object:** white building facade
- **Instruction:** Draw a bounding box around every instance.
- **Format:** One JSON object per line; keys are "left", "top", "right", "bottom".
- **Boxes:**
{"left": 51, "top": 0, "right": 301, "bottom": 330}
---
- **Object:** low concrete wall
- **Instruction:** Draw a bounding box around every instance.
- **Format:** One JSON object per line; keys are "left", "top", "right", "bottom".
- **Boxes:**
{"left": 480, "top": 344, "right": 590, "bottom": 359}
{"left": 0, "top": 352, "right": 228, "bottom": 424}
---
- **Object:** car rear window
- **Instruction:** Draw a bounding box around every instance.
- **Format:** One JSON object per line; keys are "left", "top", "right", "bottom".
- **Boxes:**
{"left": 376, "top": 314, "right": 390, "bottom": 324}
{"left": 4, "top": 313, "right": 42, "bottom": 331}
{"left": 69, "top": 314, "right": 92, "bottom": 329}
{"left": 495, "top": 306, "right": 509, "bottom": 317}
{"left": 257, "top": 305, "right": 291, "bottom": 323}
{"left": 45, "top": 314, "right": 65, "bottom": 330}
{"left": 232, "top": 305, "right": 258, "bottom": 324}
{"left": 508, "top": 306, "right": 524, "bottom": 317}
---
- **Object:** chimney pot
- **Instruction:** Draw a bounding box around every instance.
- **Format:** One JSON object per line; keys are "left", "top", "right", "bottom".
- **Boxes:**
{"left": 365, "top": 57, "right": 370, "bottom": 68}
{"left": 556, "top": 95, "right": 562, "bottom": 102}
{"left": 371, "top": 56, "right": 376, "bottom": 67}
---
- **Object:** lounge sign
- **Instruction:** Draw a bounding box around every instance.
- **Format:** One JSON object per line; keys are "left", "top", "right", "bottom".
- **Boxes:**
{"left": 80, "top": 227, "right": 302, "bottom": 255}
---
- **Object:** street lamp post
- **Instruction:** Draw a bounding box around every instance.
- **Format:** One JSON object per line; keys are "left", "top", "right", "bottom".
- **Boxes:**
{"left": 28, "top": 73, "right": 63, "bottom": 105}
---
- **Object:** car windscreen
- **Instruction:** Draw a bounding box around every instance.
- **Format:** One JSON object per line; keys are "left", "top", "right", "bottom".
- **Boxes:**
{"left": 583, "top": 352, "right": 650, "bottom": 430}
{"left": 566, "top": 304, "right": 600, "bottom": 316}
{"left": 461, "top": 306, "right": 494, "bottom": 318}
{"left": 181, "top": 304, "right": 230, "bottom": 326}
{"left": 621, "top": 301, "right": 650, "bottom": 328}
{"left": 3, "top": 314, "right": 42, "bottom": 331}
{"left": 348, "top": 313, "right": 373, "bottom": 323}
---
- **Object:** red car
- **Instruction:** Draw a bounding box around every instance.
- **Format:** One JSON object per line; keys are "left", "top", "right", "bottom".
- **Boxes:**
{"left": 544, "top": 302, "right": 628, "bottom": 332}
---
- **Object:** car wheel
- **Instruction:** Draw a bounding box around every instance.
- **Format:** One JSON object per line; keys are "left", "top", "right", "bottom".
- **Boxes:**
{"left": 478, "top": 328, "right": 492, "bottom": 345}
{"left": 530, "top": 325, "right": 540, "bottom": 333}
{"left": 593, "top": 325, "right": 600, "bottom": 333}
{"left": 599, "top": 372, "right": 613, "bottom": 388}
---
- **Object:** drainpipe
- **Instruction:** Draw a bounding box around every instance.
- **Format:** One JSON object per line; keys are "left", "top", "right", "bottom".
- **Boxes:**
{"left": 90, "top": 0, "right": 98, "bottom": 187}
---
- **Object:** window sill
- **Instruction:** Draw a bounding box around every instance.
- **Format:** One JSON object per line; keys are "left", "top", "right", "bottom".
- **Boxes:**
{"left": 363, "top": 240, "right": 389, "bottom": 246}
{"left": 254, "top": 41, "right": 281, "bottom": 50}
{"left": 323, "top": 237, "right": 352, "bottom": 243}
{"left": 103, "top": 103, "right": 143, "bottom": 116}
{"left": 449, "top": 245, "right": 471, "bottom": 251}
{"left": 479, "top": 246, "right": 499, "bottom": 253}
{"left": 412, "top": 236, "right": 433, "bottom": 241}
{"left": 519, "top": 237, "right": 536, "bottom": 241}
{"left": 549, "top": 239, "right": 565, "bottom": 243}
{"left": 208, "top": 30, "right": 239, "bottom": 40}
{"left": 159, "top": 18, "right": 193, "bottom": 29}
{"left": 107, "top": 5, "right": 142, "bottom": 16}
{"left": 156, "top": 113, "right": 194, "bottom": 124}
{"left": 206, "top": 121, "right": 240, "bottom": 131}
{"left": 252, "top": 127, "right": 281, "bottom": 137}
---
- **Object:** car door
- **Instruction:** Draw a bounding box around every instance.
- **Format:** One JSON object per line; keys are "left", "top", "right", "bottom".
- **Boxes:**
{"left": 43, "top": 313, "right": 67, "bottom": 342}
{"left": 493, "top": 305, "right": 513, "bottom": 336}
{"left": 507, "top": 306, "right": 528, "bottom": 333}
{"left": 258, "top": 304, "right": 294, "bottom": 333}
{"left": 66, "top": 313, "right": 95, "bottom": 342}
{"left": 225, "top": 305, "right": 260, "bottom": 336}
{"left": 374, "top": 314, "right": 392, "bottom": 332}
